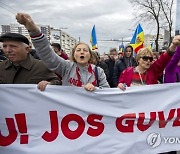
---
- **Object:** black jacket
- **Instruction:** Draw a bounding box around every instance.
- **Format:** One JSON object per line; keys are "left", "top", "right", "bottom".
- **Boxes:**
{"left": 0, "top": 49, "right": 7, "bottom": 62}
{"left": 105, "top": 59, "right": 115, "bottom": 87}
{"left": 97, "top": 61, "right": 109, "bottom": 80}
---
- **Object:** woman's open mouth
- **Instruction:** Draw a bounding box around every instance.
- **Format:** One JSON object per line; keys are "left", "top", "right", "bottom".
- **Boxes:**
{"left": 80, "top": 56, "right": 85, "bottom": 59}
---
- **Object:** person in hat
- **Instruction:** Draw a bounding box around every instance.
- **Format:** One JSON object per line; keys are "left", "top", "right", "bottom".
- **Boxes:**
{"left": 16, "top": 13, "right": 109, "bottom": 91}
{"left": 0, "top": 32, "right": 60, "bottom": 84}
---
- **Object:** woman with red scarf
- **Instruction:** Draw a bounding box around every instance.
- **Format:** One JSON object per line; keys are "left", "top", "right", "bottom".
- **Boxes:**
{"left": 16, "top": 13, "right": 110, "bottom": 91}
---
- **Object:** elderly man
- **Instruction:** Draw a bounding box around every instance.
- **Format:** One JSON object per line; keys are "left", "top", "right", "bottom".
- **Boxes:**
{"left": 0, "top": 33, "right": 60, "bottom": 84}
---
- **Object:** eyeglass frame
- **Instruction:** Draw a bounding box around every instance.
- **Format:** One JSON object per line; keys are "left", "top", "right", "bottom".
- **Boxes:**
{"left": 140, "top": 56, "right": 153, "bottom": 62}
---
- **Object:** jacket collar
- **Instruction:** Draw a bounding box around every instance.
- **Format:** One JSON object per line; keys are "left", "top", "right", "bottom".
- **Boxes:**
{"left": 5, "top": 54, "right": 34, "bottom": 70}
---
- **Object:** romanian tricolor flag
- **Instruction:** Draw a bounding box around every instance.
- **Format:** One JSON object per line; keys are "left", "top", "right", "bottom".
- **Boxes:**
{"left": 90, "top": 25, "right": 98, "bottom": 50}
{"left": 130, "top": 24, "right": 144, "bottom": 53}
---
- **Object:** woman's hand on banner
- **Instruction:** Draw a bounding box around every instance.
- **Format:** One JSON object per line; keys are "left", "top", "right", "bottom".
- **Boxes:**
{"left": 83, "top": 83, "right": 96, "bottom": 92}
{"left": 117, "top": 83, "right": 126, "bottom": 91}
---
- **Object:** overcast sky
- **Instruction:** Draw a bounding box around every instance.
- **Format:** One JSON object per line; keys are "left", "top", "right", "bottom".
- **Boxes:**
{"left": 0, "top": 0, "right": 177, "bottom": 54}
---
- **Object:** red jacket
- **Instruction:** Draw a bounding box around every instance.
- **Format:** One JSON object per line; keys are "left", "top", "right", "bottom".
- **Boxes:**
{"left": 60, "top": 52, "right": 69, "bottom": 60}
{"left": 118, "top": 52, "right": 172, "bottom": 86}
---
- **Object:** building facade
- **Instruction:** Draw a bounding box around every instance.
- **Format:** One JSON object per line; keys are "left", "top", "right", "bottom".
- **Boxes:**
{"left": 60, "top": 30, "right": 77, "bottom": 56}
{"left": 1, "top": 24, "right": 29, "bottom": 36}
{"left": 1, "top": 24, "right": 77, "bottom": 56}
{"left": 50, "top": 28, "right": 77, "bottom": 56}
{"left": 1, "top": 24, "right": 50, "bottom": 41}
{"left": 144, "top": 34, "right": 164, "bottom": 51}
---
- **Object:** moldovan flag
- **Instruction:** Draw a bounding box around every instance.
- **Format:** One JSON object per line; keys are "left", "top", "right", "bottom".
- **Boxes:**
{"left": 90, "top": 25, "right": 98, "bottom": 50}
{"left": 119, "top": 43, "right": 125, "bottom": 52}
{"left": 147, "top": 43, "right": 153, "bottom": 50}
{"left": 130, "top": 24, "right": 144, "bottom": 53}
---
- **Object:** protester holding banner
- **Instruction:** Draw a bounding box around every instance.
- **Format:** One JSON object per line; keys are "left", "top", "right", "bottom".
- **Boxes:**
{"left": 0, "top": 33, "right": 60, "bottom": 84}
{"left": 117, "top": 37, "right": 180, "bottom": 90}
{"left": 16, "top": 13, "right": 109, "bottom": 91}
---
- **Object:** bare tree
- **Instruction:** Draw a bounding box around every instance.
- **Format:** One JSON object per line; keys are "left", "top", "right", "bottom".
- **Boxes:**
{"left": 158, "top": 0, "right": 174, "bottom": 46}
{"left": 129, "top": 0, "right": 161, "bottom": 51}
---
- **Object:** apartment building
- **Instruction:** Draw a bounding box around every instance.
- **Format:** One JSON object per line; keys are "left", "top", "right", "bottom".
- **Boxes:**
{"left": 1, "top": 24, "right": 77, "bottom": 56}
{"left": 50, "top": 28, "right": 77, "bottom": 56}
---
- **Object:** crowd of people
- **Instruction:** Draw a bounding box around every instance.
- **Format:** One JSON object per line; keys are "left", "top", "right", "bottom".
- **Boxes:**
{"left": 0, "top": 12, "right": 180, "bottom": 154}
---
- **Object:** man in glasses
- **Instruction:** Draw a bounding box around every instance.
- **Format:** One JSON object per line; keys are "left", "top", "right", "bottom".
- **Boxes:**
{"left": 117, "top": 35, "right": 180, "bottom": 90}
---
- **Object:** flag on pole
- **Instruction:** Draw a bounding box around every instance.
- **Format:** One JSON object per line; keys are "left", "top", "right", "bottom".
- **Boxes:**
{"left": 147, "top": 42, "right": 153, "bottom": 50}
{"left": 90, "top": 25, "right": 98, "bottom": 50}
{"left": 119, "top": 43, "right": 125, "bottom": 52}
{"left": 130, "top": 24, "right": 144, "bottom": 53}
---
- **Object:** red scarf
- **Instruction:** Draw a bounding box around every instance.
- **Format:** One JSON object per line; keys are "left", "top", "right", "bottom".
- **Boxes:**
{"left": 75, "top": 64, "right": 97, "bottom": 87}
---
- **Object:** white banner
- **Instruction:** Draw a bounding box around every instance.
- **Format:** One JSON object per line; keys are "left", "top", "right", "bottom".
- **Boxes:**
{"left": 0, "top": 84, "right": 180, "bottom": 154}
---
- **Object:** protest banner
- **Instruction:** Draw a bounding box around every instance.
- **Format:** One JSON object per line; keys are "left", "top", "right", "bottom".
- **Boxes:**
{"left": 1, "top": 84, "right": 180, "bottom": 154}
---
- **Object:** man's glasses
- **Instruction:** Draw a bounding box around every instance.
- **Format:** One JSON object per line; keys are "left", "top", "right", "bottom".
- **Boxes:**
{"left": 141, "top": 56, "right": 153, "bottom": 62}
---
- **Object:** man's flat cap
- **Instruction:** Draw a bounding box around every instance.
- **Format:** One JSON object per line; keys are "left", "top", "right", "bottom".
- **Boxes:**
{"left": 0, "top": 33, "right": 29, "bottom": 45}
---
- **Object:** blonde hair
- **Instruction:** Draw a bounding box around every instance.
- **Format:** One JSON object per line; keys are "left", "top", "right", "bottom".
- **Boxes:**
{"left": 136, "top": 47, "right": 153, "bottom": 63}
{"left": 70, "top": 42, "right": 93, "bottom": 63}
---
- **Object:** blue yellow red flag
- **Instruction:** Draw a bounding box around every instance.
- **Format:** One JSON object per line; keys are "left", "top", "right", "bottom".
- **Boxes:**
{"left": 130, "top": 24, "right": 144, "bottom": 53}
{"left": 147, "top": 43, "right": 153, "bottom": 50}
{"left": 119, "top": 43, "right": 125, "bottom": 52}
{"left": 90, "top": 25, "right": 98, "bottom": 50}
